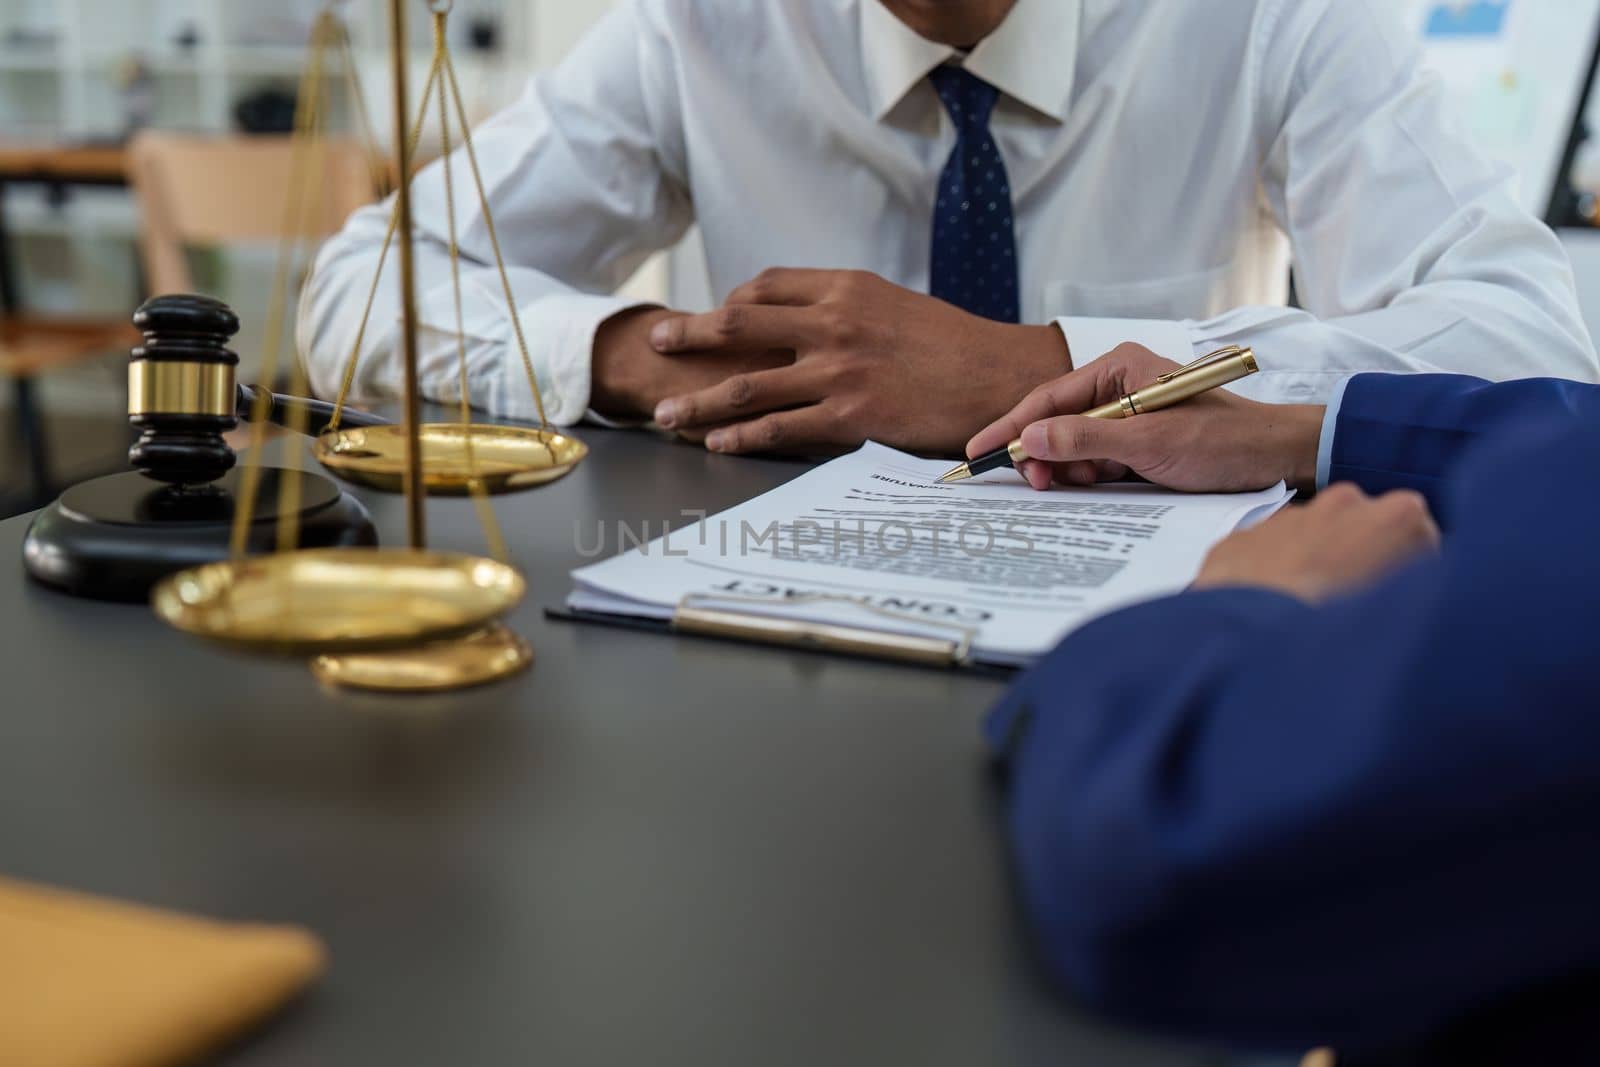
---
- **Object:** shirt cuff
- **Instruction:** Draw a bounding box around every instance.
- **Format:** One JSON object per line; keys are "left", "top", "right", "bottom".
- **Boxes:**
{"left": 1053, "top": 316, "right": 1195, "bottom": 369}
{"left": 493, "top": 292, "right": 650, "bottom": 426}
{"left": 1316, "top": 375, "right": 1353, "bottom": 491}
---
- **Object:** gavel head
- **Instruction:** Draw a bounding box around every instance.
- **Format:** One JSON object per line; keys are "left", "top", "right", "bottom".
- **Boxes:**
{"left": 127, "top": 294, "right": 241, "bottom": 487}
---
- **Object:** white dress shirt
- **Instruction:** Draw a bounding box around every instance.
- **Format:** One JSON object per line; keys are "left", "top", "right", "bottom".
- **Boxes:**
{"left": 300, "top": 0, "right": 1599, "bottom": 425}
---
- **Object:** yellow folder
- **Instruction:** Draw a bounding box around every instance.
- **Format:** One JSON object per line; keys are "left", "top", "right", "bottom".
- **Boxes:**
{"left": 0, "top": 877, "right": 325, "bottom": 1067}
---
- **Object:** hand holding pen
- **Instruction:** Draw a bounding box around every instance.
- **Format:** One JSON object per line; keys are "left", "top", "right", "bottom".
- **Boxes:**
{"left": 951, "top": 343, "right": 1326, "bottom": 495}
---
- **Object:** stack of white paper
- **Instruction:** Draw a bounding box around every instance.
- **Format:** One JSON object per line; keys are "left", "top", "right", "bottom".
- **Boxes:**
{"left": 568, "top": 443, "right": 1292, "bottom": 668}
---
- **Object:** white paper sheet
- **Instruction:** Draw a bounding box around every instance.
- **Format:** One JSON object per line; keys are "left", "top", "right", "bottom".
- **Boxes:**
{"left": 568, "top": 443, "right": 1293, "bottom": 667}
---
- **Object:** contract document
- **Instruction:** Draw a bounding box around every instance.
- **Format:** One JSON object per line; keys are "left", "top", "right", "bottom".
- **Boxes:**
{"left": 566, "top": 443, "right": 1292, "bottom": 668}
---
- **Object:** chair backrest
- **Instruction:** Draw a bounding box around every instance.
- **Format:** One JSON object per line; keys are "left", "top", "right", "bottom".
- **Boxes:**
{"left": 128, "top": 131, "right": 378, "bottom": 296}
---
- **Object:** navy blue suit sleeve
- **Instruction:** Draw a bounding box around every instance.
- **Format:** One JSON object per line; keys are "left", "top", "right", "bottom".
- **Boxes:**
{"left": 990, "top": 414, "right": 1600, "bottom": 1054}
{"left": 1330, "top": 373, "right": 1600, "bottom": 518}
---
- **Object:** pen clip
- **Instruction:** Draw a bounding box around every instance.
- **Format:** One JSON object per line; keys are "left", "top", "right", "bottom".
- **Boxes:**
{"left": 1155, "top": 344, "right": 1253, "bottom": 384}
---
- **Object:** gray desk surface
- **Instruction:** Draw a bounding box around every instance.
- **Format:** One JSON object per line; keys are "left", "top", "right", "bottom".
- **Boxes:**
{"left": 0, "top": 428, "right": 1210, "bottom": 1067}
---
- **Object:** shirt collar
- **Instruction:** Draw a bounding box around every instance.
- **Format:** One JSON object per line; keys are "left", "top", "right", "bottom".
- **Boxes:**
{"left": 859, "top": 0, "right": 1078, "bottom": 123}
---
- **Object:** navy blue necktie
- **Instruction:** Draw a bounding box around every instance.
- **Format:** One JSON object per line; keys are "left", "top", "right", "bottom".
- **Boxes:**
{"left": 929, "top": 66, "right": 1019, "bottom": 323}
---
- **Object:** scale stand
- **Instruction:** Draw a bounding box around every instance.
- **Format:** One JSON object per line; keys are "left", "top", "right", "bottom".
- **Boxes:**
{"left": 21, "top": 1, "right": 554, "bottom": 692}
{"left": 22, "top": 295, "right": 376, "bottom": 602}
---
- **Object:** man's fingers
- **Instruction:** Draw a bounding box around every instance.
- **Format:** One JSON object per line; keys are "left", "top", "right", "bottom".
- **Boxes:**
{"left": 654, "top": 364, "right": 825, "bottom": 429}
{"left": 965, "top": 362, "right": 1121, "bottom": 459}
{"left": 1017, "top": 459, "right": 1055, "bottom": 491}
{"left": 1016, "top": 459, "right": 1128, "bottom": 492}
{"left": 1018, "top": 414, "right": 1130, "bottom": 464}
{"left": 1368, "top": 489, "right": 1443, "bottom": 552}
{"left": 725, "top": 267, "right": 841, "bottom": 307}
{"left": 702, "top": 405, "right": 846, "bottom": 455}
{"left": 967, "top": 387, "right": 1061, "bottom": 458}
{"left": 1312, "top": 484, "right": 1441, "bottom": 573}
{"left": 1055, "top": 461, "right": 1101, "bottom": 487}
{"left": 651, "top": 304, "right": 820, "bottom": 354}
{"left": 1092, "top": 459, "right": 1133, "bottom": 483}
{"left": 1061, "top": 459, "right": 1132, "bottom": 486}
{"left": 1313, "top": 482, "right": 1369, "bottom": 508}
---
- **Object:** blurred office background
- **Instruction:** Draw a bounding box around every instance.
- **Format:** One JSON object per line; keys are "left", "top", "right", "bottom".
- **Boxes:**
{"left": 1, "top": 0, "right": 1598, "bottom": 516}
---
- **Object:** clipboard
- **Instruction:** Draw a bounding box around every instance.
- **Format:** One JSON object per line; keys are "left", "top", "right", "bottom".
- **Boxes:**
{"left": 545, "top": 593, "right": 1020, "bottom": 679}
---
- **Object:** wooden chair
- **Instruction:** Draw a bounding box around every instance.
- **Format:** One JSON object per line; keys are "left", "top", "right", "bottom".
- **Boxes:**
{"left": 126, "top": 131, "right": 378, "bottom": 296}
{"left": 0, "top": 143, "right": 143, "bottom": 511}
{"left": 126, "top": 131, "right": 380, "bottom": 450}
{"left": 0, "top": 318, "right": 137, "bottom": 379}
{"left": 1, "top": 134, "right": 377, "bottom": 511}
{"left": 2, "top": 319, "right": 142, "bottom": 513}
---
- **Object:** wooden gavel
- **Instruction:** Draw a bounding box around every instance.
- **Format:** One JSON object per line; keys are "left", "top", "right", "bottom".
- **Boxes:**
{"left": 126, "top": 294, "right": 388, "bottom": 487}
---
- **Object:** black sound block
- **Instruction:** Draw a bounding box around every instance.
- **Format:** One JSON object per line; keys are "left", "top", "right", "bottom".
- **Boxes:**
{"left": 22, "top": 468, "right": 377, "bottom": 602}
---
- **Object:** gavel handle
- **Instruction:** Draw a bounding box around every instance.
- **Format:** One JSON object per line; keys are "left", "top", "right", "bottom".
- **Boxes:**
{"left": 235, "top": 384, "right": 391, "bottom": 436}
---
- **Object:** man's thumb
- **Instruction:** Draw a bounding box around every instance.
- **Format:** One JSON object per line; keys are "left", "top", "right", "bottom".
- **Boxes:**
{"left": 1020, "top": 415, "right": 1122, "bottom": 463}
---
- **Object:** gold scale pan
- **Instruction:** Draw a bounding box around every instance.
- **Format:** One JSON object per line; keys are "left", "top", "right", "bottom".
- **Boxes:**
{"left": 150, "top": 0, "right": 581, "bottom": 692}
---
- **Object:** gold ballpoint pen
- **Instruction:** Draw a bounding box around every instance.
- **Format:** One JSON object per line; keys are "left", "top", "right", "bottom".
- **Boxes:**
{"left": 938, "top": 345, "right": 1260, "bottom": 483}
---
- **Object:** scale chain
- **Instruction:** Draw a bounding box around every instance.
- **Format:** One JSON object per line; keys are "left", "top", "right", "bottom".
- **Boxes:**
{"left": 226, "top": 0, "right": 543, "bottom": 569}
{"left": 228, "top": 10, "right": 339, "bottom": 559}
{"left": 327, "top": 2, "right": 555, "bottom": 436}
{"left": 434, "top": 8, "right": 509, "bottom": 563}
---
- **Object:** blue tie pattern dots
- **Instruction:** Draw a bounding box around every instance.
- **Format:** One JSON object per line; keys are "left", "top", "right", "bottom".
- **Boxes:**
{"left": 929, "top": 66, "right": 1019, "bottom": 323}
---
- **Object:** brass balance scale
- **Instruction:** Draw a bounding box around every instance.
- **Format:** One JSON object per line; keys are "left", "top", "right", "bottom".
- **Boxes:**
{"left": 23, "top": 0, "right": 581, "bottom": 693}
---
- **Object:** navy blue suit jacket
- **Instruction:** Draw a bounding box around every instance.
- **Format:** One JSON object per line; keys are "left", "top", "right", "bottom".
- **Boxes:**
{"left": 987, "top": 374, "right": 1600, "bottom": 1057}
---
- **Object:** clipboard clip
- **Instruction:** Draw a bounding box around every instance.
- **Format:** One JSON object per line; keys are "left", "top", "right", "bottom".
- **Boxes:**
{"left": 672, "top": 593, "right": 976, "bottom": 668}
{"left": 1154, "top": 344, "right": 1254, "bottom": 383}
